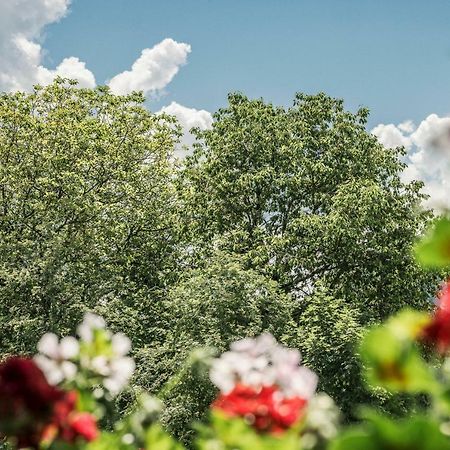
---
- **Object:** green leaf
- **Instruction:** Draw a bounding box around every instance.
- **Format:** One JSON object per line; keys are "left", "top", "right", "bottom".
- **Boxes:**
{"left": 359, "top": 313, "right": 437, "bottom": 393}
{"left": 330, "top": 412, "right": 450, "bottom": 450}
{"left": 145, "top": 424, "right": 185, "bottom": 450}
{"left": 196, "top": 411, "right": 302, "bottom": 450}
{"left": 415, "top": 217, "right": 450, "bottom": 267}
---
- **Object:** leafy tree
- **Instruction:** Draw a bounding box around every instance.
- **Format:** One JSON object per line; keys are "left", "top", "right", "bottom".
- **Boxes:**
{"left": 290, "top": 285, "right": 363, "bottom": 415}
{"left": 133, "top": 252, "right": 294, "bottom": 444}
{"left": 178, "top": 92, "right": 439, "bottom": 417}
{"left": 180, "top": 92, "right": 436, "bottom": 318}
{"left": 0, "top": 82, "right": 440, "bottom": 439}
{"left": 0, "top": 79, "right": 179, "bottom": 355}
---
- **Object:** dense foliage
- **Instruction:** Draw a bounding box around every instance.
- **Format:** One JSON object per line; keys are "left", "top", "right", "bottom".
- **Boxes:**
{"left": 179, "top": 92, "right": 438, "bottom": 417}
{"left": 0, "top": 80, "right": 180, "bottom": 355}
{"left": 0, "top": 80, "right": 441, "bottom": 442}
{"left": 180, "top": 92, "right": 432, "bottom": 317}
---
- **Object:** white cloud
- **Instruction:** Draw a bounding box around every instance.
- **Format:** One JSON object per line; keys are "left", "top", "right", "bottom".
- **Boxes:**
{"left": 0, "top": 0, "right": 96, "bottom": 91}
{"left": 108, "top": 39, "right": 191, "bottom": 96}
{"left": 159, "top": 101, "right": 213, "bottom": 155}
{"left": 372, "top": 115, "right": 450, "bottom": 211}
{"left": 0, "top": 3, "right": 189, "bottom": 97}
{"left": 411, "top": 114, "right": 450, "bottom": 153}
{"left": 371, "top": 123, "right": 412, "bottom": 150}
{"left": 37, "top": 57, "right": 96, "bottom": 88}
{"left": 398, "top": 120, "right": 416, "bottom": 134}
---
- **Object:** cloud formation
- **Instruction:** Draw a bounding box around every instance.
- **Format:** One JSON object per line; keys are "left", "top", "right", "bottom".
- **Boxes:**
{"left": 0, "top": 2, "right": 191, "bottom": 99}
{"left": 0, "top": 0, "right": 96, "bottom": 91}
{"left": 108, "top": 39, "right": 191, "bottom": 96}
{"left": 159, "top": 101, "right": 213, "bottom": 154}
{"left": 372, "top": 115, "right": 450, "bottom": 211}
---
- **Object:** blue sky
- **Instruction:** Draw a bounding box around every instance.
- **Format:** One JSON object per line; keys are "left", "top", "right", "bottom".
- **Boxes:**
{"left": 1, "top": 0, "right": 450, "bottom": 208}
{"left": 41, "top": 0, "right": 450, "bottom": 128}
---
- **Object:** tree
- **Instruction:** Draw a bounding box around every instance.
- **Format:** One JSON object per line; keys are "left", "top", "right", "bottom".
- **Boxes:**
{"left": 0, "top": 79, "right": 180, "bottom": 355}
{"left": 180, "top": 92, "right": 436, "bottom": 320}
{"left": 133, "top": 251, "right": 294, "bottom": 444}
{"left": 178, "top": 92, "right": 439, "bottom": 419}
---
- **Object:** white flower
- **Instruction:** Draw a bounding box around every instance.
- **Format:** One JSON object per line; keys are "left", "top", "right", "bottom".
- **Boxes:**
{"left": 103, "top": 357, "right": 135, "bottom": 395}
{"left": 111, "top": 332, "right": 131, "bottom": 356}
{"left": 91, "top": 356, "right": 111, "bottom": 376}
{"left": 34, "top": 333, "right": 79, "bottom": 385}
{"left": 210, "top": 333, "right": 318, "bottom": 400}
{"left": 37, "top": 333, "right": 79, "bottom": 359}
{"left": 77, "top": 312, "right": 106, "bottom": 342}
{"left": 288, "top": 366, "right": 318, "bottom": 399}
{"left": 301, "top": 393, "right": 340, "bottom": 447}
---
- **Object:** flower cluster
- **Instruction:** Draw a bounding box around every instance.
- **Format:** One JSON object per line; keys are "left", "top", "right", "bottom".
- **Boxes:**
{"left": 0, "top": 313, "right": 136, "bottom": 449}
{"left": 1, "top": 319, "right": 329, "bottom": 449}
{"left": 35, "top": 313, "right": 135, "bottom": 397}
{"left": 42, "top": 391, "right": 98, "bottom": 444}
{"left": 210, "top": 333, "right": 317, "bottom": 433}
{"left": 77, "top": 313, "right": 135, "bottom": 396}
{"left": 212, "top": 384, "right": 308, "bottom": 433}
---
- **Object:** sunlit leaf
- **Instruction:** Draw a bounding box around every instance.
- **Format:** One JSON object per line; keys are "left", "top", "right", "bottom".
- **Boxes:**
{"left": 415, "top": 217, "right": 450, "bottom": 267}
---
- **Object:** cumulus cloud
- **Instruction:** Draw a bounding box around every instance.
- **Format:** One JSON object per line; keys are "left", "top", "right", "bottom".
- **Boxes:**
{"left": 0, "top": 2, "right": 190, "bottom": 98}
{"left": 398, "top": 120, "right": 416, "bottom": 134}
{"left": 0, "top": 0, "right": 96, "bottom": 91}
{"left": 108, "top": 39, "right": 191, "bottom": 96}
{"left": 371, "top": 123, "right": 412, "bottom": 150}
{"left": 159, "top": 101, "right": 213, "bottom": 155}
{"left": 372, "top": 115, "right": 450, "bottom": 211}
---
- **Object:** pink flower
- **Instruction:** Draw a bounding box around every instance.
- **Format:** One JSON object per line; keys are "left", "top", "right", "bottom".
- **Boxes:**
{"left": 210, "top": 334, "right": 317, "bottom": 399}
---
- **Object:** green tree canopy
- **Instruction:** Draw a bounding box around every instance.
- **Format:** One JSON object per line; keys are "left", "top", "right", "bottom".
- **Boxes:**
{"left": 180, "top": 92, "right": 436, "bottom": 321}
{"left": 0, "top": 83, "right": 441, "bottom": 440}
{"left": 0, "top": 79, "right": 179, "bottom": 354}
{"left": 134, "top": 251, "right": 294, "bottom": 444}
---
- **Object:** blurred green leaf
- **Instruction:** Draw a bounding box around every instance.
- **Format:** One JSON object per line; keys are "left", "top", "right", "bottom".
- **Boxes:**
{"left": 196, "top": 411, "right": 303, "bottom": 450}
{"left": 360, "top": 313, "right": 437, "bottom": 393}
{"left": 415, "top": 217, "right": 450, "bottom": 268}
{"left": 145, "top": 424, "right": 185, "bottom": 450}
{"left": 386, "top": 309, "right": 431, "bottom": 341}
{"left": 330, "top": 412, "right": 450, "bottom": 450}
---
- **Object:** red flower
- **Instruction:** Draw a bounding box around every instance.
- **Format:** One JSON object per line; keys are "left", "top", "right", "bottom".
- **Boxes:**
{"left": 212, "top": 384, "right": 307, "bottom": 434}
{"left": 0, "top": 357, "right": 65, "bottom": 449}
{"left": 43, "top": 391, "right": 98, "bottom": 444}
{"left": 0, "top": 357, "right": 98, "bottom": 448}
{"left": 70, "top": 412, "right": 98, "bottom": 441}
{"left": 422, "top": 282, "right": 450, "bottom": 353}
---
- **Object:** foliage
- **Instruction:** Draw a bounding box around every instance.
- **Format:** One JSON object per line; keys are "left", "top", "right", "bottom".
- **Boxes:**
{"left": 180, "top": 92, "right": 434, "bottom": 319}
{"left": 0, "top": 315, "right": 335, "bottom": 450}
{"left": 289, "top": 286, "right": 364, "bottom": 416}
{"left": 330, "top": 412, "right": 450, "bottom": 450}
{"left": 415, "top": 217, "right": 450, "bottom": 268}
{"left": 133, "top": 252, "right": 294, "bottom": 443}
{"left": 1, "top": 80, "right": 448, "bottom": 447}
{"left": 0, "top": 79, "right": 180, "bottom": 355}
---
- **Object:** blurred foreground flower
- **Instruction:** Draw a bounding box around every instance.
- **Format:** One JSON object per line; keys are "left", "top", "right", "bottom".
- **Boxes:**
{"left": 42, "top": 391, "right": 98, "bottom": 444}
{"left": 34, "top": 313, "right": 135, "bottom": 397}
{"left": 212, "top": 384, "right": 307, "bottom": 433}
{"left": 422, "top": 281, "right": 450, "bottom": 353}
{"left": 0, "top": 357, "right": 64, "bottom": 448}
{"left": 210, "top": 333, "right": 317, "bottom": 434}
{"left": 78, "top": 312, "right": 135, "bottom": 396}
{"left": 34, "top": 333, "right": 79, "bottom": 385}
